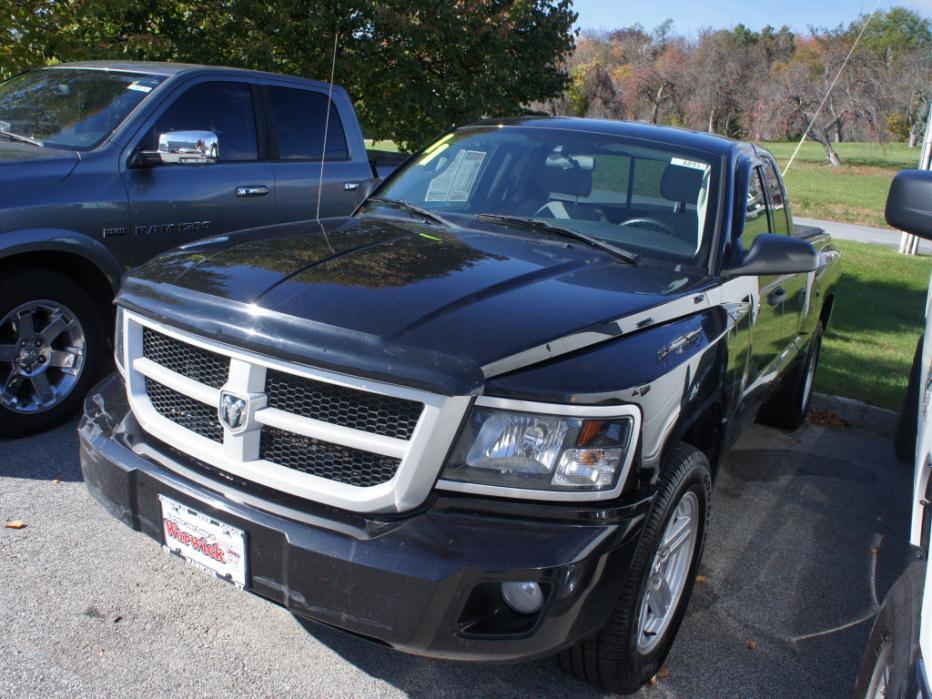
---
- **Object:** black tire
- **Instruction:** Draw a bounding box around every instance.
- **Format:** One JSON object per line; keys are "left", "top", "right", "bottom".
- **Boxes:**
{"left": 894, "top": 335, "right": 922, "bottom": 463}
{"left": 853, "top": 560, "right": 924, "bottom": 699}
{"left": 558, "top": 443, "right": 712, "bottom": 694}
{"left": 758, "top": 321, "right": 824, "bottom": 431}
{"left": 0, "top": 268, "right": 106, "bottom": 438}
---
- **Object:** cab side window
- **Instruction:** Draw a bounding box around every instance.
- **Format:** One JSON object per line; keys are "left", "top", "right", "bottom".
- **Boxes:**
{"left": 742, "top": 167, "right": 770, "bottom": 247}
{"left": 144, "top": 81, "right": 258, "bottom": 162}
{"left": 761, "top": 161, "right": 790, "bottom": 234}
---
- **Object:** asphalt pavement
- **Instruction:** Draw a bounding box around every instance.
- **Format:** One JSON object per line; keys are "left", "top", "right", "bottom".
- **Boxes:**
{"left": 0, "top": 416, "right": 913, "bottom": 698}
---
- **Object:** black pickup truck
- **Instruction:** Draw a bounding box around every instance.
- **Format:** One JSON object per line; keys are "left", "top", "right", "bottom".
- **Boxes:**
{"left": 0, "top": 61, "right": 400, "bottom": 436}
{"left": 79, "top": 117, "right": 840, "bottom": 693}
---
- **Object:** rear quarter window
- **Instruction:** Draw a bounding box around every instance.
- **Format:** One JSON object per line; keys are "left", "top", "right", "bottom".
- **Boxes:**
{"left": 267, "top": 86, "right": 349, "bottom": 160}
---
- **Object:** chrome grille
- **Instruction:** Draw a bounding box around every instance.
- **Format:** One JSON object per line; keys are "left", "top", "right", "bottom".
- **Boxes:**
{"left": 142, "top": 327, "right": 228, "bottom": 389}
{"left": 265, "top": 369, "right": 423, "bottom": 439}
{"left": 259, "top": 427, "right": 400, "bottom": 487}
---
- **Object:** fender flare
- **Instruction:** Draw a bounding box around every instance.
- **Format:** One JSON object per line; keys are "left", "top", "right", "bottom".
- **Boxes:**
{"left": 0, "top": 228, "right": 123, "bottom": 293}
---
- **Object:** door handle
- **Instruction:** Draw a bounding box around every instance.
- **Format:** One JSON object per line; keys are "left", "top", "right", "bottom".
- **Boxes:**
{"left": 767, "top": 287, "right": 787, "bottom": 306}
{"left": 343, "top": 182, "right": 360, "bottom": 191}
{"left": 235, "top": 185, "right": 269, "bottom": 197}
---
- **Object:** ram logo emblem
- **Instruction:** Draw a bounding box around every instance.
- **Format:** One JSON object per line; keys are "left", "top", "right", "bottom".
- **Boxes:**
{"left": 218, "top": 392, "right": 249, "bottom": 432}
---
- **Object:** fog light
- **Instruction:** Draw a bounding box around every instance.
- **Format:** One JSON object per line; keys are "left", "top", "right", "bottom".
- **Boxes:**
{"left": 501, "top": 581, "right": 544, "bottom": 615}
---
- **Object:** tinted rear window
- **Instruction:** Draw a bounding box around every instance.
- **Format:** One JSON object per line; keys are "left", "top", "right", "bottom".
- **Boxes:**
{"left": 267, "top": 87, "right": 348, "bottom": 160}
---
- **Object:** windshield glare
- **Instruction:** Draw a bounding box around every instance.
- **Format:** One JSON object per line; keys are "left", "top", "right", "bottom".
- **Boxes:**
{"left": 372, "top": 126, "right": 720, "bottom": 265}
{"left": 0, "top": 68, "right": 164, "bottom": 150}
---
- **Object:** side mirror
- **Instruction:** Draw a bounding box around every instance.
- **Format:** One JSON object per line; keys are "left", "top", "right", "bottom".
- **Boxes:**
{"left": 139, "top": 130, "right": 219, "bottom": 166}
{"left": 886, "top": 169, "right": 932, "bottom": 240}
{"left": 722, "top": 234, "right": 818, "bottom": 278}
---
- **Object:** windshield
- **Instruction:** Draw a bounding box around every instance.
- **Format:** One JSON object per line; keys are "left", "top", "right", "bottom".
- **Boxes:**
{"left": 369, "top": 126, "right": 721, "bottom": 266}
{"left": 0, "top": 68, "right": 165, "bottom": 150}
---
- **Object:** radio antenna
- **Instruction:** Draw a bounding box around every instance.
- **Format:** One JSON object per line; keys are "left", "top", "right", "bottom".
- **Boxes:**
{"left": 316, "top": 30, "right": 340, "bottom": 221}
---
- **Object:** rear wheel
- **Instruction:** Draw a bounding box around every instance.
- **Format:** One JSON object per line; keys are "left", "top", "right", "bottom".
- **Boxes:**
{"left": 894, "top": 335, "right": 922, "bottom": 463}
{"left": 558, "top": 443, "right": 711, "bottom": 694}
{"left": 758, "top": 321, "right": 823, "bottom": 431}
{"left": 0, "top": 269, "right": 106, "bottom": 438}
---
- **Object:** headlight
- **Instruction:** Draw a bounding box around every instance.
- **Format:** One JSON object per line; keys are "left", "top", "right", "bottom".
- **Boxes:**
{"left": 114, "top": 306, "right": 126, "bottom": 376}
{"left": 441, "top": 405, "right": 636, "bottom": 493}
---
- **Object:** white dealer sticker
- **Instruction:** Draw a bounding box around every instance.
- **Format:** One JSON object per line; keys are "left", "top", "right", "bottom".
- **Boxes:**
{"left": 671, "top": 157, "right": 710, "bottom": 172}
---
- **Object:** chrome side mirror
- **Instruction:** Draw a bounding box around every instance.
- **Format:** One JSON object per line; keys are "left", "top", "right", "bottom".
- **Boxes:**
{"left": 139, "top": 130, "right": 219, "bottom": 166}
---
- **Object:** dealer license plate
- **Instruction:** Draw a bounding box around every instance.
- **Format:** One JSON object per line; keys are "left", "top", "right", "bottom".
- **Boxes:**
{"left": 159, "top": 495, "right": 247, "bottom": 588}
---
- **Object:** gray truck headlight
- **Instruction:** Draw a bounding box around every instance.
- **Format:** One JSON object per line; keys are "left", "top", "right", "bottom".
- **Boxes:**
{"left": 441, "top": 406, "right": 635, "bottom": 491}
{"left": 114, "top": 306, "right": 126, "bottom": 376}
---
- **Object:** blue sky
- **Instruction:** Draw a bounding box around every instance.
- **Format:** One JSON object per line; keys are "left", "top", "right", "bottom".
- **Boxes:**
{"left": 573, "top": 0, "right": 932, "bottom": 35}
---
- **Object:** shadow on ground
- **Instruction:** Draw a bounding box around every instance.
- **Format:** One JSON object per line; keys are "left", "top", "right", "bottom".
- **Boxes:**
{"left": 0, "top": 417, "right": 83, "bottom": 481}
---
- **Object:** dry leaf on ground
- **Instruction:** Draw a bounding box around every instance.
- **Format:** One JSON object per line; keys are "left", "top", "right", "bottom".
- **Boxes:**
{"left": 747, "top": 639, "right": 758, "bottom": 650}
{"left": 807, "top": 409, "right": 849, "bottom": 430}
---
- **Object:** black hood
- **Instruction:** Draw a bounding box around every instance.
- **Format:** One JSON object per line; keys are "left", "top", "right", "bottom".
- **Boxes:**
{"left": 122, "top": 216, "right": 710, "bottom": 394}
{"left": 0, "top": 140, "right": 80, "bottom": 182}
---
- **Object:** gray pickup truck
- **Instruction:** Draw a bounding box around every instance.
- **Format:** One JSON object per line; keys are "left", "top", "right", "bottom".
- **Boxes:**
{"left": 0, "top": 61, "right": 397, "bottom": 437}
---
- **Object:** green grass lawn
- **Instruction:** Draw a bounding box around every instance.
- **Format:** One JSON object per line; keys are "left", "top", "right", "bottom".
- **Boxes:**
{"left": 817, "top": 239, "right": 931, "bottom": 410}
{"left": 364, "top": 139, "right": 401, "bottom": 153}
{"left": 762, "top": 141, "right": 921, "bottom": 228}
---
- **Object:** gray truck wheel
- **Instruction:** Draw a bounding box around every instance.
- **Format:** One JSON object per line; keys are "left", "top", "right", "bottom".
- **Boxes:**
{"left": 558, "top": 443, "right": 711, "bottom": 694}
{"left": 0, "top": 268, "right": 105, "bottom": 438}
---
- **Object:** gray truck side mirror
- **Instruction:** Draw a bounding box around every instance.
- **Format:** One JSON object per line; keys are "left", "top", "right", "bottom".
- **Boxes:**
{"left": 886, "top": 169, "right": 932, "bottom": 240}
{"left": 722, "top": 234, "right": 819, "bottom": 278}
{"left": 139, "top": 130, "right": 219, "bottom": 166}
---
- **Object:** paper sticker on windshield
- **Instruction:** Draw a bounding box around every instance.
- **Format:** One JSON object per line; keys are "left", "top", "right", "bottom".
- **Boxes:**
{"left": 127, "top": 81, "right": 154, "bottom": 93}
{"left": 425, "top": 149, "right": 487, "bottom": 202}
{"left": 671, "top": 157, "right": 710, "bottom": 172}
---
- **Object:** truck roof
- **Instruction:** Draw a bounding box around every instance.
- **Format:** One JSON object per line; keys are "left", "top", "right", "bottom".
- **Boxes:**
{"left": 43, "top": 60, "right": 338, "bottom": 92}
{"left": 470, "top": 116, "right": 756, "bottom": 159}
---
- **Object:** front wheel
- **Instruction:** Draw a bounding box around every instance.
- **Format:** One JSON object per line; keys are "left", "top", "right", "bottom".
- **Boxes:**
{"left": 558, "top": 443, "right": 712, "bottom": 694}
{"left": 854, "top": 560, "right": 924, "bottom": 699}
{"left": 0, "top": 268, "right": 106, "bottom": 438}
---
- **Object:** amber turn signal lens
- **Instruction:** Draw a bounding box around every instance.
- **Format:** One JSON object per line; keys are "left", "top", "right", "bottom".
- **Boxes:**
{"left": 577, "top": 420, "right": 603, "bottom": 447}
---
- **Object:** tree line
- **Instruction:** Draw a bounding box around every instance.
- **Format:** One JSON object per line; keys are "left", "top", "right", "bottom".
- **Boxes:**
{"left": 2, "top": 2, "right": 929, "bottom": 162}
{"left": 542, "top": 8, "right": 932, "bottom": 166}
{"left": 0, "top": 0, "right": 576, "bottom": 151}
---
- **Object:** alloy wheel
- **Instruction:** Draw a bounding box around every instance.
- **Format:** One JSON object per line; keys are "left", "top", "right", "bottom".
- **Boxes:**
{"left": 636, "top": 490, "right": 700, "bottom": 653}
{"left": 0, "top": 300, "right": 86, "bottom": 414}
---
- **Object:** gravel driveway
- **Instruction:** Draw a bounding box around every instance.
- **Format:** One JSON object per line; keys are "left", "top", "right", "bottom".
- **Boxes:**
{"left": 0, "top": 416, "right": 911, "bottom": 698}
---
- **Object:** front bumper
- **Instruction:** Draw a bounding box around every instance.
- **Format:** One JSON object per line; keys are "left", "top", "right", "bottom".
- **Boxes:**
{"left": 79, "top": 373, "right": 649, "bottom": 662}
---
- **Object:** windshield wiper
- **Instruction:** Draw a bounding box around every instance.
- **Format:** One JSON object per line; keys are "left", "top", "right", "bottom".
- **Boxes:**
{"left": 367, "top": 197, "right": 450, "bottom": 226}
{"left": 0, "top": 130, "right": 42, "bottom": 147}
{"left": 477, "top": 213, "right": 639, "bottom": 265}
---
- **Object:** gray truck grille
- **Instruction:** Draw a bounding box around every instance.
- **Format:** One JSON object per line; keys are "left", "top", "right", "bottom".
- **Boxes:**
{"left": 259, "top": 427, "right": 401, "bottom": 487}
{"left": 265, "top": 369, "right": 422, "bottom": 440}
{"left": 142, "top": 327, "right": 228, "bottom": 389}
{"left": 145, "top": 378, "right": 223, "bottom": 443}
